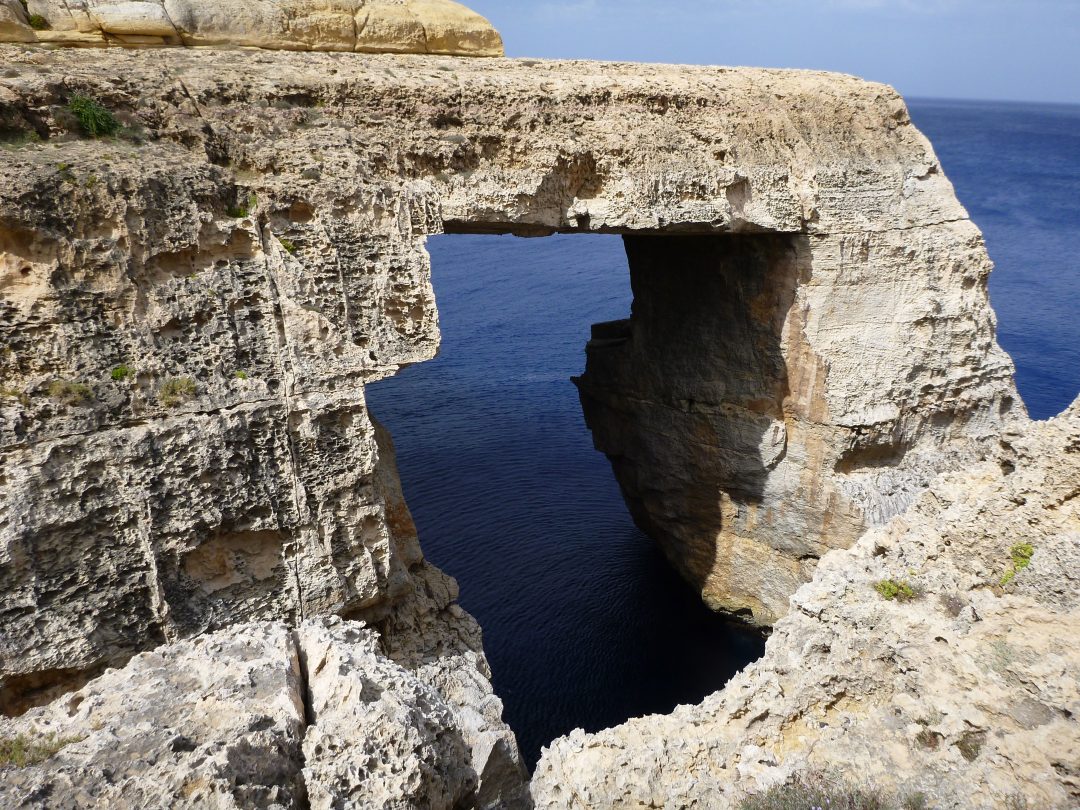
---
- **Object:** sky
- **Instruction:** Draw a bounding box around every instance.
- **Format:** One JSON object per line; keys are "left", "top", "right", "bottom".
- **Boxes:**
{"left": 465, "top": 0, "right": 1080, "bottom": 105}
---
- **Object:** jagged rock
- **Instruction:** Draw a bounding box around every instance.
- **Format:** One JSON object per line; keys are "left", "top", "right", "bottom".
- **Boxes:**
{"left": 298, "top": 617, "right": 478, "bottom": 809}
{"left": 0, "top": 622, "right": 308, "bottom": 809}
{"left": 531, "top": 397, "right": 1080, "bottom": 809}
{"left": 368, "top": 419, "right": 530, "bottom": 805}
{"left": 0, "top": 0, "right": 504, "bottom": 55}
{"left": 375, "top": 561, "right": 531, "bottom": 808}
{"left": 0, "top": 617, "right": 495, "bottom": 808}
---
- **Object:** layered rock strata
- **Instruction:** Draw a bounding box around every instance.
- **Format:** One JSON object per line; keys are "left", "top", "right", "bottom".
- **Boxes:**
{"left": 532, "top": 395, "right": 1080, "bottom": 809}
{"left": 0, "top": 0, "right": 503, "bottom": 56}
{"left": 0, "top": 45, "right": 1019, "bottom": 708}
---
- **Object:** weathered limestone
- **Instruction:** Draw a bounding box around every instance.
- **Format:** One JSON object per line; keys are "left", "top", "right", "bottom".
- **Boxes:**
{"left": 0, "top": 0, "right": 503, "bottom": 55}
{"left": 578, "top": 225, "right": 1019, "bottom": 624}
{"left": 0, "top": 617, "right": 487, "bottom": 809}
{"left": 532, "top": 395, "right": 1080, "bottom": 809}
{"left": 0, "top": 47, "right": 1019, "bottom": 706}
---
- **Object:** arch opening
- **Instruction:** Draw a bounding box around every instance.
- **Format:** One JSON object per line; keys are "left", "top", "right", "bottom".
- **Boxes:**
{"left": 366, "top": 231, "right": 781, "bottom": 767}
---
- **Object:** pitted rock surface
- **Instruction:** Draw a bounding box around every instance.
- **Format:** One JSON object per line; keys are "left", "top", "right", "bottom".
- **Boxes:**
{"left": 0, "top": 617, "right": 493, "bottom": 809}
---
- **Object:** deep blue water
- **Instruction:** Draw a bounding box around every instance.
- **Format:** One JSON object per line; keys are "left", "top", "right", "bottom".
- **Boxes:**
{"left": 367, "top": 99, "right": 1079, "bottom": 769}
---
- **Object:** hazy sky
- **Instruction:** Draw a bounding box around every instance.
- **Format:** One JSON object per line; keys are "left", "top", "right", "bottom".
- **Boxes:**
{"left": 466, "top": 0, "right": 1080, "bottom": 105}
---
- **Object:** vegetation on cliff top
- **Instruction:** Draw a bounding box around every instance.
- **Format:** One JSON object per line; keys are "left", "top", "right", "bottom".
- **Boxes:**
{"left": 999, "top": 543, "right": 1034, "bottom": 586}
{"left": 874, "top": 579, "right": 918, "bottom": 602}
{"left": 739, "top": 773, "right": 929, "bottom": 810}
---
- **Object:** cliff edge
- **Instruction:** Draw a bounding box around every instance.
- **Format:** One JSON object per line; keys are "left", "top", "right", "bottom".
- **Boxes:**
{"left": 532, "top": 396, "right": 1080, "bottom": 809}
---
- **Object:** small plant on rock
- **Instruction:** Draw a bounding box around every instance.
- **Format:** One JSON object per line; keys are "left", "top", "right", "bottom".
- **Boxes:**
{"left": 955, "top": 730, "right": 986, "bottom": 762}
{"left": 159, "top": 376, "right": 196, "bottom": 408}
{"left": 47, "top": 380, "right": 93, "bottom": 406}
{"left": 234, "top": 370, "right": 249, "bottom": 380}
{"left": 0, "top": 386, "right": 29, "bottom": 406}
{"left": 279, "top": 238, "right": 297, "bottom": 254}
{"left": 0, "top": 733, "right": 81, "bottom": 768}
{"left": 68, "top": 95, "right": 119, "bottom": 138}
{"left": 27, "top": 13, "right": 49, "bottom": 29}
{"left": 874, "top": 579, "right": 917, "bottom": 602}
{"left": 999, "top": 543, "right": 1034, "bottom": 586}
{"left": 226, "top": 192, "right": 257, "bottom": 219}
{"left": 110, "top": 364, "right": 133, "bottom": 381}
{"left": 914, "top": 727, "right": 941, "bottom": 750}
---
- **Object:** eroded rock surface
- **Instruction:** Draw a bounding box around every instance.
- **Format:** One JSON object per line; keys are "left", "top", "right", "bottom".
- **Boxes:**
{"left": 532, "top": 396, "right": 1080, "bottom": 809}
{"left": 0, "top": 617, "right": 493, "bottom": 809}
{"left": 0, "top": 41, "right": 1045, "bottom": 808}
{"left": 0, "top": 46, "right": 1020, "bottom": 704}
{"left": 578, "top": 226, "right": 1019, "bottom": 624}
{"left": 0, "top": 0, "right": 503, "bottom": 56}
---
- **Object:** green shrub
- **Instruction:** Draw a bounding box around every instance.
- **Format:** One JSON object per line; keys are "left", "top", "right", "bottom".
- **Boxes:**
{"left": 27, "top": 13, "right": 49, "bottom": 29}
{"left": 226, "top": 192, "right": 257, "bottom": 219}
{"left": 999, "top": 543, "right": 1034, "bottom": 586}
{"left": 48, "top": 380, "right": 93, "bottom": 406}
{"left": 159, "top": 376, "right": 196, "bottom": 407}
{"left": 0, "top": 733, "right": 81, "bottom": 768}
{"left": 110, "top": 364, "right": 133, "bottom": 381}
{"left": 874, "top": 579, "right": 917, "bottom": 602}
{"left": 68, "top": 95, "right": 119, "bottom": 138}
{"left": 279, "top": 238, "right": 296, "bottom": 254}
{"left": 234, "top": 370, "right": 249, "bottom": 380}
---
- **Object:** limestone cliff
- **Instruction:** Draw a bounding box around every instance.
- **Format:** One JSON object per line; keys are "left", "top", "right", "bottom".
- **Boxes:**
{"left": 0, "top": 39, "right": 1030, "bottom": 806}
{"left": 0, "top": 0, "right": 503, "bottom": 56}
{"left": 0, "top": 48, "right": 1020, "bottom": 649}
{"left": 532, "top": 396, "right": 1080, "bottom": 809}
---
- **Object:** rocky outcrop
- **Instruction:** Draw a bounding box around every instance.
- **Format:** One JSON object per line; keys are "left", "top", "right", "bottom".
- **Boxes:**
{"left": 0, "top": 0, "right": 503, "bottom": 55}
{"left": 0, "top": 617, "right": 485, "bottom": 809}
{"left": 0, "top": 50, "right": 1020, "bottom": 671}
{"left": 532, "top": 395, "right": 1080, "bottom": 809}
{"left": 577, "top": 225, "right": 1020, "bottom": 624}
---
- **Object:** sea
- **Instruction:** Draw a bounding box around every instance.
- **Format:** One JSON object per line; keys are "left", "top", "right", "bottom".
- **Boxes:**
{"left": 365, "top": 99, "right": 1080, "bottom": 769}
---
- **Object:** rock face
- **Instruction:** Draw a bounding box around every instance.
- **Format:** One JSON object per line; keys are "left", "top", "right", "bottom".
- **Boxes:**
{"left": 577, "top": 225, "right": 1019, "bottom": 624}
{"left": 532, "top": 396, "right": 1080, "bottom": 809}
{"left": 0, "top": 48, "right": 1017, "bottom": 697}
{"left": 0, "top": 617, "right": 488, "bottom": 809}
{"left": 0, "top": 42, "right": 1035, "bottom": 805}
{"left": 0, "top": 0, "right": 503, "bottom": 56}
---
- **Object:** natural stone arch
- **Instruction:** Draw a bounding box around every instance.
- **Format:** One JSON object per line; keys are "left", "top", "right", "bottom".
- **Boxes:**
{"left": 0, "top": 46, "right": 1018, "bottom": 776}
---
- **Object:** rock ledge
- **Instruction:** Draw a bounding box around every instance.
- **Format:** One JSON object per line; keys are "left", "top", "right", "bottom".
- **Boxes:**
{"left": 0, "top": 0, "right": 504, "bottom": 55}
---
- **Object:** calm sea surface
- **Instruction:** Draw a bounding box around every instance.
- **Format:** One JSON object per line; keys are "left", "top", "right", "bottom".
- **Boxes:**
{"left": 366, "top": 99, "right": 1080, "bottom": 768}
